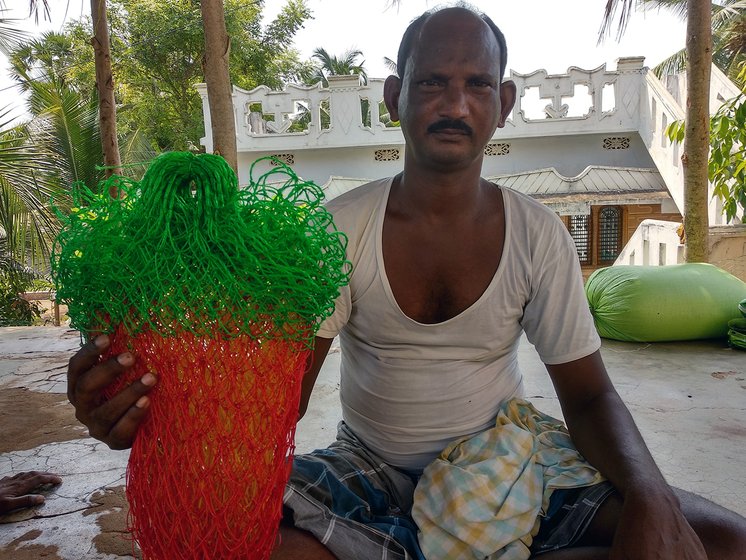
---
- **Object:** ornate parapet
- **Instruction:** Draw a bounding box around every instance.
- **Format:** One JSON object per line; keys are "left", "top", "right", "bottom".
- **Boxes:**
{"left": 197, "top": 58, "right": 651, "bottom": 153}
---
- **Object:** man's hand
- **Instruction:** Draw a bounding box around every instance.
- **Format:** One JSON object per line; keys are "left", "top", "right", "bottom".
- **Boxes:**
{"left": 0, "top": 471, "right": 62, "bottom": 514}
{"left": 610, "top": 487, "right": 707, "bottom": 560}
{"left": 68, "top": 334, "right": 156, "bottom": 449}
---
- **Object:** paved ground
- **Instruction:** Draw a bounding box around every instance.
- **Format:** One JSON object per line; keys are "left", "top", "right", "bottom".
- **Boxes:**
{"left": 1, "top": 326, "right": 745, "bottom": 559}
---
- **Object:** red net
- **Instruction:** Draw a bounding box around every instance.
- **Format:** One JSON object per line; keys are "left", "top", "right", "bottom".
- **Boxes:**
{"left": 104, "top": 322, "right": 309, "bottom": 559}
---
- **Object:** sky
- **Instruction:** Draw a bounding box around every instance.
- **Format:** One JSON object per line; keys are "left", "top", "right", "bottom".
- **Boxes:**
{"left": 0, "top": 0, "right": 688, "bottom": 119}
{"left": 265, "top": 0, "right": 688, "bottom": 77}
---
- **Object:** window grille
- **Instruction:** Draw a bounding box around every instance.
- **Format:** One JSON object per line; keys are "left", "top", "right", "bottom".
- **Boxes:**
{"left": 484, "top": 143, "right": 510, "bottom": 156}
{"left": 269, "top": 154, "right": 294, "bottom": 165}
{"left": 602, "top": 137, "right": 630, "bottom": 150}
{"left": 374, "top": 149, "right": 401, "bottom": 161}
{"left": 568, "top": 215, "right": 591, "bottom": 264}
{"left": 599, "top": 207, "right": 621, "bottom": 263}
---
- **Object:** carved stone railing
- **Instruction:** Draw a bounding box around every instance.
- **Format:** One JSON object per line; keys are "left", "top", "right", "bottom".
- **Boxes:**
{"left": 197, "top": 58, "right": 742, "bottom": 221}
{"left": 197, "top": 57, "right": 653, "bottom": 152}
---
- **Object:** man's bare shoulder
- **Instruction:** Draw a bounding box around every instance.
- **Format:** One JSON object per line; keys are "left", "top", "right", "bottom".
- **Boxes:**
{"left": 325, "top": 177, "right": 391, "bottom": 212}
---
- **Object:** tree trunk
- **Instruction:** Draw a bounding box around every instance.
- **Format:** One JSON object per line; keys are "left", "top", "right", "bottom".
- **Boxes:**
{"left": 200, "top": 0, "right": 238, "bottom": 174}
{"left": 682, "top": 0, "right": 712, "bottom": 263}
{"left": 91, "top": 0, "right": 121, "bottom": 194}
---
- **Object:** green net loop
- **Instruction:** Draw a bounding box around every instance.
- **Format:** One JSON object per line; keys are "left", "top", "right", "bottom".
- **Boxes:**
{"left": 51, "top": 152, "right": 350, "bottom": 344}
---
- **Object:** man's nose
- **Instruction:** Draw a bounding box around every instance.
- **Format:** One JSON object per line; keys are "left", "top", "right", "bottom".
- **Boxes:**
{"left": 440, "top": 84, "right": 469, "bottom": 118}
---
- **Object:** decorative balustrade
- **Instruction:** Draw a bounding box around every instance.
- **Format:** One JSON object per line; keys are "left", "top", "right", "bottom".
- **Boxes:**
{"left": 196, "top": 58, "right": 740, "bottom": 223}
{"left": 197, "top": 57, "right": 654, "bottom": 153}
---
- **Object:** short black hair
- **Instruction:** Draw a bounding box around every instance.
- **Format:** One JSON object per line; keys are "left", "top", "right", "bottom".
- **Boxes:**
{"left": 396, "top": 3, "right": 508, "bottom": 82}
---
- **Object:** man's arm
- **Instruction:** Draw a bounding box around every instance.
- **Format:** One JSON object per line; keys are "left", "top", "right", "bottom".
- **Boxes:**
{"left": 547, "top": 350, "right": 707, "bottom": 559}
{"left": 298, "top": 336, "right": 333, "bottom": 420}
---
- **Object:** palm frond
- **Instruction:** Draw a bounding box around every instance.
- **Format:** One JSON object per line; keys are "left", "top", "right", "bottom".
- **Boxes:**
{"left": 598, "top": 0, "right": 636, "bottom": 43}
{"left": 26, "top": 80, "right": 104, "bottom": 191}
{"left": 639, "top": 0, "right": 688, "bottom": 19}
{"left": 0, "top": 16, "right": 30, "bottom": 57}
{"left": 653, "top": 48, "right": 687, "bottom": 77}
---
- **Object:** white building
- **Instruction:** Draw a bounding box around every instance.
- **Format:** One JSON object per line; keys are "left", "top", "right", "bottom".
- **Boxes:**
{"left": 198, "top": 57, "right": 745, "bottom": 278}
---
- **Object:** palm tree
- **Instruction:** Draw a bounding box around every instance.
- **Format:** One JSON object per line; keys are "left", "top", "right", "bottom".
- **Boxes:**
{"left": 601, "top": 0, "right": 713, "bottom": 263}
{"left": 200, "top": 0, "right": 237, "bottom": 173}
{"left": 91, "top": 0, "right": 121, "bottom": 185}
{"left": 640, "top": 0, "right": 744, "bottom": 87}
{"left": 0, "top": 110, "right": 64, "bottom": 272}
{"left": 311, "top": 47, "right": 368, "bottom": 87}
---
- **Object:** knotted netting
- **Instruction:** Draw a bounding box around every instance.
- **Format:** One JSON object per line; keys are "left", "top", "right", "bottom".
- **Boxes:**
{"left": 51, "top": 152, "right": 350, "bottom": 559}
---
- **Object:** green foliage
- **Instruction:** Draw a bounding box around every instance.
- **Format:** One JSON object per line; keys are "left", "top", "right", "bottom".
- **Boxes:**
{"left": 0, "top": 266, "right": 42, "bottom": 326}
{"left": 309, "top": 47, "right": 367, "bottom": 87}
{"left": 37, "top": 0, "right": 312, "bottom": 152}
{"left": 635, "top": 1, "right": 745, "bottom": 89}
{"left": 8, "top": 1, "right": 312, "bottom": 152}
{"left": 667, "top": 90, "right": 746, "bottom": 223}
{"left": 0, "top": 109, "right": 70, "bottom": 273}
{"left": 708, "top": 93, "right": 746, "bottom": 222}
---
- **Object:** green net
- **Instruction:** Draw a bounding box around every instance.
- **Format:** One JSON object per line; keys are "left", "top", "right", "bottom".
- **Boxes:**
{"left": 51, "top": 152, "right": 351, "bottom": 559}
{"left": 51, "top": 151, "right": 350, "bottom": 343}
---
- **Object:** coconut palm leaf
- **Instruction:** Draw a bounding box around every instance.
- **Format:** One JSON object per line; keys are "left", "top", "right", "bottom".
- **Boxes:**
{"left": 0, "top": 112, "right": 66, "bottom": 272}
{"left": 311, "top": 47, "right": 368, "bottom": 86}
{"left": 0, "top": 13, "right": 30, "bottom": 57}
{"left": 26, "top": 79, "right": 104, "bottom": 192}
{"left": 603, "top": 1, "right": 744, "bottom": 87}
{"left": 118, "top": 126, "right": 160, "bottom": 181}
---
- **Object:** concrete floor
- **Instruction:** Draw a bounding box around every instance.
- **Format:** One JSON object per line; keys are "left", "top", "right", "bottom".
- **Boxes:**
{"left": 0, "top": 326, "right": 744, "bottom": 559}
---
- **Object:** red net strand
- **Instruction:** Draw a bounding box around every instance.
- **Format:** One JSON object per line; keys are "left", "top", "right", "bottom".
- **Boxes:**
{"left": 104, "top": 323, "right": 309, "bottom": 559}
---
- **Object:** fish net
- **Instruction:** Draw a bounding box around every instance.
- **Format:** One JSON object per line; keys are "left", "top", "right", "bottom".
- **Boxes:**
{"left": 51, "top": 152, "right": 350, "bottom": 559}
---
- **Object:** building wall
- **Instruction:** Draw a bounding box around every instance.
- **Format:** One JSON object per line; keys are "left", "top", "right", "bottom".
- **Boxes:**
{"left": 709, "top": 226, "right": 746, "bottom": 282}
{"left": 625, "top": 203, "right": 682, "bottom": 241}
{"left": 567, "top": 203, "right": 683, "bottom": 280}
{"left": 236, "top": 132, "right": 658, "bottom": 190}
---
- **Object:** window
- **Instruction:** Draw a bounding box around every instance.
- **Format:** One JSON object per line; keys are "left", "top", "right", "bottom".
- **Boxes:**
{"left": 568, "top": 215, "right": 591, "bottom": 265}
{"left": 562, "top": 205, "right": 624, "bottom": 267}
{"left": 599, "top": 207, "right": 622, "bottom": 263}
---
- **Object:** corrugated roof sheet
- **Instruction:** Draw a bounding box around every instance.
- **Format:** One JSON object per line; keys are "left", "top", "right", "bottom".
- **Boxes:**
{"left": 322, "top": 176, "right": 371, "bottom": 201}
{"left": 320, "top": 167, "right": 671, "bottom": 207}
{"left": 487, "top": 166, "right": 668, "bottom": 197}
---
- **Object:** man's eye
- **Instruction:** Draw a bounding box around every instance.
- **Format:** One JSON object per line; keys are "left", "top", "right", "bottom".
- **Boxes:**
{"left": 419, "top": 80, "right": 442, "bottom": 88}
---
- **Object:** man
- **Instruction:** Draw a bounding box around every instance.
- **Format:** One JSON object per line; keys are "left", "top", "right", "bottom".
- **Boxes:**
{"left": 68, "top": 5, "right": 746, "bottom": 559}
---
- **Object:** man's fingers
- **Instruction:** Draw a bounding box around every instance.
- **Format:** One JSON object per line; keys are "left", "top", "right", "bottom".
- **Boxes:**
{"left": 104, "top": 397, "right": 153, "bottom": 450}
{"left": 72, "top": 352, "right": 136, "bottom": 412}
{"left": 0, "top": 494, "right": 45, "bottom": 514}
{"left": 67, "top": 335, "right": 111, "bottom": 403}
{"left": 10, "top": 472, "right": 62, "bottom": 492}
{"left": 86, "top": 374, "right": 156, "bottom": 447}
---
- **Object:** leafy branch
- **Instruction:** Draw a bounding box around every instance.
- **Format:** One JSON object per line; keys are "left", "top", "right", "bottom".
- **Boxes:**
{"left": 667, "top": 83, "right": 746, "bottom": 223}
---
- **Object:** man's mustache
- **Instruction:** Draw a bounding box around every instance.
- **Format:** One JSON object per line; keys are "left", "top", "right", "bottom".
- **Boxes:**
{"left": 427, "top": 119, "right": 473, "bottom": 135}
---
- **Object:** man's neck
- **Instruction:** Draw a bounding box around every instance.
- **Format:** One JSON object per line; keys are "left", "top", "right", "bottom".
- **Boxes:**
{"left": 391, "top": 160, "right": 491, "bottom": 221}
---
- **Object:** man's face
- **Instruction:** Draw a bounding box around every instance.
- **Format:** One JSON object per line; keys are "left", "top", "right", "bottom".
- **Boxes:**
{"left": 385, "top": 10, "right": 515, "bottom": 171}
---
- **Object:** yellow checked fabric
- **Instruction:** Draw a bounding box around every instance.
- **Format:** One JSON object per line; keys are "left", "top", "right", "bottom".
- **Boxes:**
{"left": 412, "top": 399, "right": 605, "bottom": 560}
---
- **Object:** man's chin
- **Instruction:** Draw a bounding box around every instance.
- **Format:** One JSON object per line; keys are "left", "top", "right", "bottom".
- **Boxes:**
{"left": 415, "top": 148, "right": 482, "bottom": 170}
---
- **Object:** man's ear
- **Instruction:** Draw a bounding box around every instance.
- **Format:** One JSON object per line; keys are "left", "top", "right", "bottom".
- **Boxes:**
{"left": 497, "top": 80, "right": 517, "bottom": 128}
{"left": 384, "top": 75, "right": 402, "bottom": 122}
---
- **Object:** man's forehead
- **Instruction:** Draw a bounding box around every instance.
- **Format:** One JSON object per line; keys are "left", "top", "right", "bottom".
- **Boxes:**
{"left": 412, "top": 11, "right": 498, "bottom": 59}
{"left": 419, "top": 8, "right": 495, "bottom": 43}
{"left": 407, "top": 10, "right": 501, "bottom": 75}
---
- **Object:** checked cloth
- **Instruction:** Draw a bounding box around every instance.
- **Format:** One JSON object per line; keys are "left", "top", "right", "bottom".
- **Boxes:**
{"left": 412, "top": 398, "right": 605, "bottom": 559}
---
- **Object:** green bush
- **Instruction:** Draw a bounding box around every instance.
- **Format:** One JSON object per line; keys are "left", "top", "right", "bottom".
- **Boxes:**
{"left": 0, "top": 269, "right": 42, "bottom": 326}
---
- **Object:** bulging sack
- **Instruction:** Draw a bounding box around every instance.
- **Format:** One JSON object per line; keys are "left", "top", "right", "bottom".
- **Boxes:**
{"left": 585, "top": 263, "right": 746, "bottom": 342}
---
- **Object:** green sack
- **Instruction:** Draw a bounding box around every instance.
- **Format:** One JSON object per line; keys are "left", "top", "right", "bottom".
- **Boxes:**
{"left": 729, "top": 319, "right": 746, "bottom": 350}
{"left": 585, "top": 263, "right": 746, "bottom": 342}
